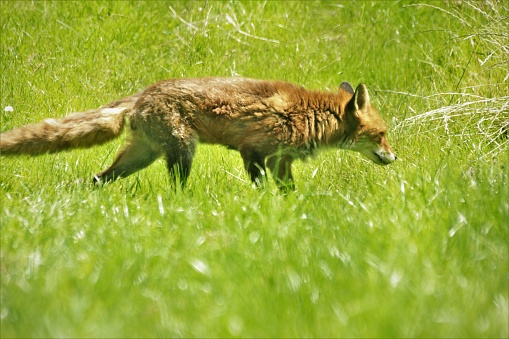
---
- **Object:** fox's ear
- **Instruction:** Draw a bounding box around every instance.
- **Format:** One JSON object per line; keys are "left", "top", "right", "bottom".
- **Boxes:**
{"left": 353, "top": 84, "right": 370, "bottom": 111}
{"left": 340, "top": 82, "right": 354, "bottom": 95}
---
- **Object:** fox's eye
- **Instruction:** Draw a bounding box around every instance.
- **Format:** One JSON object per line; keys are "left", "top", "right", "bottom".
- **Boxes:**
{"left": 379, "top": 131, "right": 385, "bottom": 138}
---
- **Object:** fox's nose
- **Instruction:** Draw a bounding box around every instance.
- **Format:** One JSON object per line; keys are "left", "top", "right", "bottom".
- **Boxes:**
{"left": 373, "top": 149, "right": 396, "bottom": 165}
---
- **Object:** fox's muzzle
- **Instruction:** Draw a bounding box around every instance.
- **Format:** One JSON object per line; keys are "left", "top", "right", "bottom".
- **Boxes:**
{"left": 373, "top": 149, "right": 397, "bottom": 165}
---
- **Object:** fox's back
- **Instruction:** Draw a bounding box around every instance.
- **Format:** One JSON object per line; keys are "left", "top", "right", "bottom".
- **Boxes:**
{"left": 145, "top": 77, "right": 302, "bottom": 111}
{"left": 130, "top": 77, "right": 350, "bottom": 148}
{"left": 139, "top": 77, "right": 347, "bottom": 119}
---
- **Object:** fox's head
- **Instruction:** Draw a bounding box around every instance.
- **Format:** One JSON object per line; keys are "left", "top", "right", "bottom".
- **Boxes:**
{"left": 340, "top": 82, "right": 396, "bottom": 165}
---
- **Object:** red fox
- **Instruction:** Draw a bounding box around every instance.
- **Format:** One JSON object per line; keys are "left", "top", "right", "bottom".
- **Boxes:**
{"left": 0, "top": 77, "right": 396, "bottom": 190}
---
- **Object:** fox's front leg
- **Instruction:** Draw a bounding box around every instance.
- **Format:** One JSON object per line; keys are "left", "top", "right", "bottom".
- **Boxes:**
{"left": 266, "top": 154, "right": 295, "bottom": 192}
{"left": 240, "top": 148, "right": 267, "bottom": 188}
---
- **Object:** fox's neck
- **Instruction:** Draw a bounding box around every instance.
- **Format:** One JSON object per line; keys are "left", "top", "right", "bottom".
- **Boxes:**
{"left": 299, "top": 90, "right": 350, "bottom": 148}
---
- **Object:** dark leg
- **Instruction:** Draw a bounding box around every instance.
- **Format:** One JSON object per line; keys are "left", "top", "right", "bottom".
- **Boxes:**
{"left": 240, "top": 148, "right": 267, "bottom": 188}
{"left": 94, "top": 137, "right": 160, "bottom": 183}
{"left": 266, "top": 154, "right": 295, "bottom": 192}
{"left": 165, "top": 143, "right": 196, "bottom": 189}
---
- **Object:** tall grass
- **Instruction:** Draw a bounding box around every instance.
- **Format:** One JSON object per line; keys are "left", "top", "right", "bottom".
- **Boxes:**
{"left": 394, "top": 1, "right": 509, "bottom": 160}
{"left": 1, "top": 1, "right": 508, "bottom": 338}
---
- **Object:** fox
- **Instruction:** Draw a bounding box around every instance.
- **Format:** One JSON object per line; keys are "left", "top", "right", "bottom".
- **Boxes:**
{"left": 0, "top": 77, "right": 396, "bottom": 191}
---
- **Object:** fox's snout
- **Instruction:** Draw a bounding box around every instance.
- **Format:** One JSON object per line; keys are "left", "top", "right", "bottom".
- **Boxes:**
{"left": 346, "top": 135, "right": 397, "bottom": 166}
{"left": 349, "top": 143, "right": 397, "bottom": 166}
{"left": 373, "top": 147, "right": 397, "bottom": 165}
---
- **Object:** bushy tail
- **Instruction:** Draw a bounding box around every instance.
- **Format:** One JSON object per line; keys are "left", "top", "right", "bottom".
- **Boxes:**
{"left": 0, "top": 94, "right": 140, "bottom": 156}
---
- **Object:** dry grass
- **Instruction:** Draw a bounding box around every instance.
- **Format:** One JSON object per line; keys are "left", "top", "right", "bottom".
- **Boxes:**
{"left": 396, "top": 95, "right": 509, "bottom": 158}
{"left": 393, "top": 1, "right": 508, "bottom": 159}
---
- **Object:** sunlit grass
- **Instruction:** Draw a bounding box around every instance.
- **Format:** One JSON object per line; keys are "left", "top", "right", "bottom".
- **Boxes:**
{"left": 1, "top": 1, "right": 508, "bottom": 337}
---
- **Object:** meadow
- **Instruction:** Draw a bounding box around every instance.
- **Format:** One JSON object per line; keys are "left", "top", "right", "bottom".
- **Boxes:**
{"left": 1, "top": 1, "right": 508, "bottom": 337}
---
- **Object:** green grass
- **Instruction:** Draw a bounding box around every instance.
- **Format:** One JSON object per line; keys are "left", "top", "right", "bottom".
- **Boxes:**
{"left": 1, "top": 1, "right": 508, "bottom": 337}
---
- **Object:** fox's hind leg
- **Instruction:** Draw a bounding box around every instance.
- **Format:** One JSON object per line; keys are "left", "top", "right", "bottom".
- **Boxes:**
{"left": 93, "top": 136, "right": 161, "bottom": 183}
{"left": 266, "top": 154, "right": 295, "bottom": 191}
{"left": 164, "top": 140, "right": 196, "bottom": 189}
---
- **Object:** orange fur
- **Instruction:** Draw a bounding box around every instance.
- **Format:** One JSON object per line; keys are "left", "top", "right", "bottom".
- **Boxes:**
{"left": 1, "top": 77, "right": 396, "bottom": 190}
